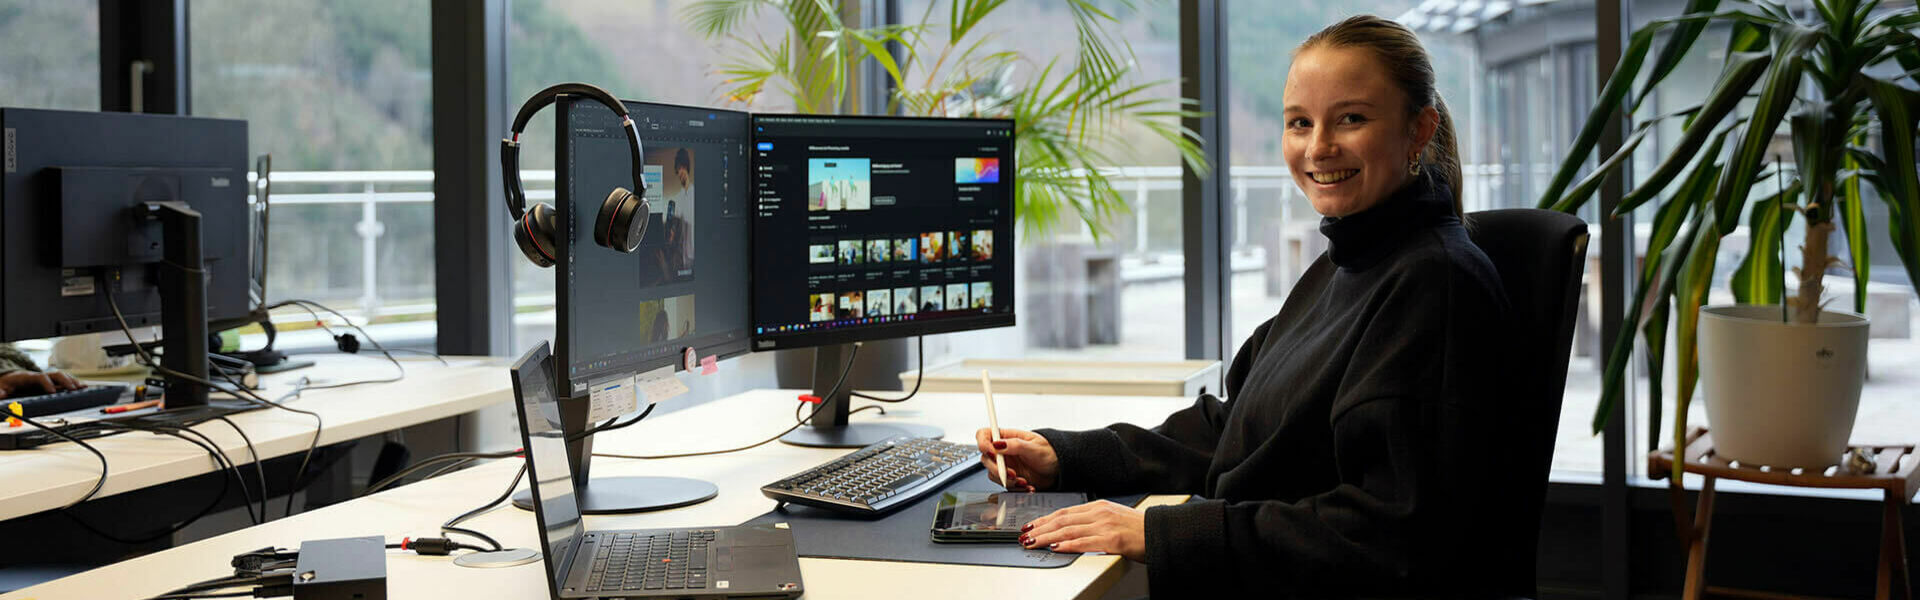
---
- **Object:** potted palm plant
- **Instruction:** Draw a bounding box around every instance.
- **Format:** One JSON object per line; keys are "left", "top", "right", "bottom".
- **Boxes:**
{"left": 1543, "top": 0, "right": 1920, "bottom": 474}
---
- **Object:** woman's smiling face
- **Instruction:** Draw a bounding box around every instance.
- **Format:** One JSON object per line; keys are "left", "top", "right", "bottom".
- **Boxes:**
{"left": 1282, "top": 46, "right": 1436, "bottom": 218}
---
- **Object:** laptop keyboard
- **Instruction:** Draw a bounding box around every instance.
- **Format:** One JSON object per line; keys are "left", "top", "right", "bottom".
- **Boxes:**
{"left": 585, "top": 529, "right": 715, "bottom": 592}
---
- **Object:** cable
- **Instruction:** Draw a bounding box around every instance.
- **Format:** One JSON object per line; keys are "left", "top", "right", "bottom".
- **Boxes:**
{"left": 381, "top": 347, "right": 449, "bottom": 365}
{"left": 214, "top": 416, "right": 270, "bottom": 524}
{"left": 597, "top": 343, "right": 862, "bottom": 461}
{"left": 441, "top": 463, "right": 526, "bottom": 552}
{"left": 358, "top": 449, "right": 523, "bottom": 497}
{"left": 213, "top": 369, "right": 322, "bottom": 520}
{"left": 100, "top": 274, "right": 328, "bottom": 520}
{"left": 53, "top": 421, "right": 239, "bottom": 544}
{"left": 6, "top": 412, "right": 109, "bottom": 509}
{"left": 132, "top": 421, "right": 260, "bottom": 525}
{"left": 269, "top": 299, "right": 405, "bottom": 389}
{"left": 851, "top": 335, "right": 923, "bottom": 403}
{"left": 419, "top": 457, "right": 476, "bottom": 481}
{"left": 568, "top": 404, "right": 657, "bottom": 442}
{"left": 147, "top": 590, "right": 255, "bottom": 600}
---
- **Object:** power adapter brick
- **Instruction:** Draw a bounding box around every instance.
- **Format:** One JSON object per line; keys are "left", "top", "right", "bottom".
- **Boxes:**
{"left": 292, "top": 536, "right": 387, "bottom": 600}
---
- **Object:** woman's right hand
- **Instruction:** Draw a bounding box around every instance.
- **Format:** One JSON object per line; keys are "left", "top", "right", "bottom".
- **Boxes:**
{"left": 975, "top": 427, "right": 1059, "bottom": 492}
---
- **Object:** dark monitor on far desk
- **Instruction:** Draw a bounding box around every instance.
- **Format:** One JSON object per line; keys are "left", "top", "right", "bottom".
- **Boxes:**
{"left": 748, "top": 114, "right": 1016, "bottom": 448}
{"left": 508, "top": 98, "right": 751, "bottom": 515}
{"left": 0, "top": 108, "right": 251, "bottom": 408}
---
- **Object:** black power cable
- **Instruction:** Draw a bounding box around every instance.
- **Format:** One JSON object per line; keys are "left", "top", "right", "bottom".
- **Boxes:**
{"left": 101, "top": 275, "right": 328, "bottom": 521}
{"left": 440, "top": 463, "right": 527, "bottom": 552}
{"left": 5, "top": 412, "right": 109, "bottom": 509}
{"left": 358, "top": 449, "right": 523, "bottom": 497}
{"left": 213, "top": 416, "right": 270, "bottom": 523}
{"left": 596, "top": 342, "right": 863, "bottom": 461}
{"left": 850, "top": 335, "right": 925, "bottom": 403}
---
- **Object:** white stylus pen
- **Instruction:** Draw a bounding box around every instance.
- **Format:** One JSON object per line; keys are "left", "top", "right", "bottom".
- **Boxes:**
{"left": 983, "top": 370, "right": 1008, "bottom": 489}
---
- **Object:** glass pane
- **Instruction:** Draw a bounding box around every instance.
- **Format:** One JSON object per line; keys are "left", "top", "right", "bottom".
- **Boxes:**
{"left": 1628, "top": 2, "right": 1920, "bottom": 475}
{"left": 0, "top": 1, "right": 99, "bottom": 110}
{"left": 1227, "top": 6, "right": 1604, "bottom": 473}
{"left": 191, "top": 1, "right": 434, "bottom": 342}
{"left": 896, "top": 0, "right": 1188, "bottom": 363}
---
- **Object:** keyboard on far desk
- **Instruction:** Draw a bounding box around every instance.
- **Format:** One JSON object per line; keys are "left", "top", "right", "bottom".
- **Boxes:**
{"left": 6, "top": 385, "right": 129, "bottom": 418}
{"left": 762, "top": 436, "right": 982, "bottom": 515}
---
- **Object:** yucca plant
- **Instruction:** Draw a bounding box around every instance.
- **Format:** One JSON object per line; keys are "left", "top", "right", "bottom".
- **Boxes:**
{"left": 681, "top": 0, "right": 1207, "bottom": 241}
{"left": 1539, "top": 0, "right": 1920, "bottom": 477}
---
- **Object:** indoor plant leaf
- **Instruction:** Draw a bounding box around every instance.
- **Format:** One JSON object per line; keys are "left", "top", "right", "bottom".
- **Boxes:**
{"left": 1712, "top": 26, "right": 1822, "bottom": 236}
{"left": 1615, "top": 53, "right": 1769, "bottom": 216}
{"left": 1729, "top": 176, "right": 1803, "bottom": 304}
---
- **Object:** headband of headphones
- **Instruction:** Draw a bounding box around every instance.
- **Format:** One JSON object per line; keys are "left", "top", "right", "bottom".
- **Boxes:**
{"left": 500, "top": 82, "right": 648, "bottom": 220}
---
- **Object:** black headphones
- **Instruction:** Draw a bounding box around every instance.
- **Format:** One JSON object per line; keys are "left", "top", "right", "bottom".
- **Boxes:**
{"left": 501, "top": 83, "right": 650, "bottom": 268}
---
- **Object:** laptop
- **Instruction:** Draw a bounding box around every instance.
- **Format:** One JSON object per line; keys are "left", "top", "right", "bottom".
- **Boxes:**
{"left": 511, "top": 342, "right": 805, "bottom": 599}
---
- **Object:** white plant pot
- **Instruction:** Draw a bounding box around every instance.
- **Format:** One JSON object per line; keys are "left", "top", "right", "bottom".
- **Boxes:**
{"left": 1699, "top": 304, "right": 1870, "bottom": 469}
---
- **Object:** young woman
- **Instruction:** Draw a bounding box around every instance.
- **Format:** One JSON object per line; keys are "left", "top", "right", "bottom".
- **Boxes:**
{"left": 977, "top": 16, "right": 1517, "bottom": 597}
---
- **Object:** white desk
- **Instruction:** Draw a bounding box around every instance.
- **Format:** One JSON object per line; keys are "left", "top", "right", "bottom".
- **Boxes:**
{"left": 0, "top": 355, "right": 513, "bottom": 523}
{"left": 4, "top": 388, "right": 1191, "bottom": 600}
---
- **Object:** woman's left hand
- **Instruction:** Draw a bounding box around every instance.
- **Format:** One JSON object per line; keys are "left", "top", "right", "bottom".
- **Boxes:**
{"left": 1018, "top": 500, "right": 1147, "bottom": 562}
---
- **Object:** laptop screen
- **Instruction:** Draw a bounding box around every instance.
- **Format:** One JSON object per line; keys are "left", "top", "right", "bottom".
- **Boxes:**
{"left": 511, "top": 342, "right": 584, "bottom": 594}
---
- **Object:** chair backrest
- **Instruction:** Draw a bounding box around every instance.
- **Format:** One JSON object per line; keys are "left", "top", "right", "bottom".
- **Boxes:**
{"left": 1464, "top": 208, "right": 1589, "bottom": 597}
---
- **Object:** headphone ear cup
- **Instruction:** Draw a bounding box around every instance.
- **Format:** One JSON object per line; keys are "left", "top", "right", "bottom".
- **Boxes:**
{"left": 514, "top": 202, "right": 559, "bottom": 268}
{"left": 596, "top": 187, "right": 648, "bottom": 253}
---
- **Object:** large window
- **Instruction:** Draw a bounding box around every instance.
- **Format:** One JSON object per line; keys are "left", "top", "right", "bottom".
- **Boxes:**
{"left": 897, "top": 0, "right": 1188, "bottom": 364}
{"left": 0, "top": 1, "right": 98, "bottom": 110}
{"left": 1626, "top": 0, "right": 1920, "bottom": 479}
{"left": 191, "top": 1, "right": 435, "bottom": 346}
{"left": 1226, "top": 3, "right": 1605, "bottom": 474}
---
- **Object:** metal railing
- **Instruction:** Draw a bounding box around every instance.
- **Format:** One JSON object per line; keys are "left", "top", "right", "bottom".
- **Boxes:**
{"left": 256, "top": 165, "right": 1518, "bottom": 322}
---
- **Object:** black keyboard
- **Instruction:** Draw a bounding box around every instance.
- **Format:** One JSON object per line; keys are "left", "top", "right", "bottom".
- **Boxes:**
{"left": 761, "top": 436, "right": 982, "bottom": 514}
{"left": 583, "top": 529, "right": 715, "bottom": 593}
{"left": 6, "top": 385, "right": 127, "bottom": 418}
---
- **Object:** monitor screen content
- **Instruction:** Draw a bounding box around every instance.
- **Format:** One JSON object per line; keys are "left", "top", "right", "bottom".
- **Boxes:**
{"left": 558, "top": 100, "right": 751, "bottom": 396}
{"left": 749, "top": 115, "right": 1015, "bottom": 350}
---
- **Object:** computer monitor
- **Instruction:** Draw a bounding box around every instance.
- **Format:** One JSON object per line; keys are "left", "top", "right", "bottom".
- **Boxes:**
{"left": 0, "top": 108, "right": 251, "bottom": 408}
{"left": 749, "top": 114, "right": 1015, "bottom": 447}
{"left": 510, "top": 98, "right": 752, "bottom": 514}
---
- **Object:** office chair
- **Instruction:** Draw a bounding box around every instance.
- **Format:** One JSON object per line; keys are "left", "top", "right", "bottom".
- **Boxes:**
{"left": 1465, "top": 208, "right": 1590, "bottom": 599}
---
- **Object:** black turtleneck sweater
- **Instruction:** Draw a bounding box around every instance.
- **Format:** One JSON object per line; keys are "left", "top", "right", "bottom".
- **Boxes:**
{"left": 1037, "top": 178, "right": 1514, "bottom": 598}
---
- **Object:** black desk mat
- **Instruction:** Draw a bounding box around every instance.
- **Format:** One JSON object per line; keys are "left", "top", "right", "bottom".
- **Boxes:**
{"left": 741, "top": 472, "right": 1147, "bottom": 569}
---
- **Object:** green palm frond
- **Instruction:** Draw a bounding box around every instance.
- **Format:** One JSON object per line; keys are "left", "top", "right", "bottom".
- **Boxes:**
{"left": 688, "top": 0, "right": 1206, "bottom": 242}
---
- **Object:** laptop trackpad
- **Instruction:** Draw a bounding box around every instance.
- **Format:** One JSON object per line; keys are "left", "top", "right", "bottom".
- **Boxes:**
{"left": 716, "top": 545, "right": 789, "bottom": 572}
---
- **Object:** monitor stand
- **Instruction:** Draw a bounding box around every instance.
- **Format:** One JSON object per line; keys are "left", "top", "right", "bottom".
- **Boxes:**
{"left": 780, "top": 343, "right": 942, "bottom": 448}
{"left": 513, "top": 382, "right": 717, "bottom": 514}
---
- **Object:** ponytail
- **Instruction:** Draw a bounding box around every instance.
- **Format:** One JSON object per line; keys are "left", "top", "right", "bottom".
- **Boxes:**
{"left": 1428, "top": 95, "right": 1463, "bottom": 215}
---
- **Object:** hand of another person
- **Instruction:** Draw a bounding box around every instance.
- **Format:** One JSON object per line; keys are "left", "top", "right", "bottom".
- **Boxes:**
{"left": 1019, "top": 500, "right": 1147, "bottom": 562}
{"left": 0, "top": 371, "right": 84, "bottom": 399}
{"left": 974, "top": 427, "right": 1059, "bottom": 492}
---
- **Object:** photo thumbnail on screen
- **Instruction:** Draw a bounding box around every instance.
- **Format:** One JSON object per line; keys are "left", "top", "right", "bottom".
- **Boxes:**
{"left": 808, "top": 158, "right": 872, "bottom": 211}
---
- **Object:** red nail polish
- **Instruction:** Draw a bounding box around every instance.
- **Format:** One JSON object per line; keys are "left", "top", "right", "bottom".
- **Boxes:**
{"left": 1048, "top": 543, "right": 1059, "bottom": 551}
{"left": 1018, "top": 536, "right": 1031, "bottom": 545}
{"left": 1021, "top": 523, "right": 1033, "bottom": 532}
{"left": 992, "top": 440, "right": 1007, "bottom": 450}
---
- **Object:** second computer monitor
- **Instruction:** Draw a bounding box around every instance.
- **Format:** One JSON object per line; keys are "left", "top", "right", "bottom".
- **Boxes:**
{"left": 749, "top": 114, "right": 1015, "bottom": 350}
{"left": 556, "top": 99, "right": 752, "bottom": 398}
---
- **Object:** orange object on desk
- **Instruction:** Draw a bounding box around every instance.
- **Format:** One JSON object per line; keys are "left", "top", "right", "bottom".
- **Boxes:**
{"left": 102, "top": 399, "right": 163, "bottom": 414}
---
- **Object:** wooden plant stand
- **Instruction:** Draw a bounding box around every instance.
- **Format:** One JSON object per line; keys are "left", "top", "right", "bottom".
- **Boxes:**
{"left": 1650, "top": 427, "right": 1917, "bottom": 600}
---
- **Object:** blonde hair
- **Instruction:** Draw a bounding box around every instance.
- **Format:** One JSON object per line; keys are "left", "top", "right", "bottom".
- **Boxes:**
{"left": 1298, "top": 15, "right": 1463, "bottom": 215}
